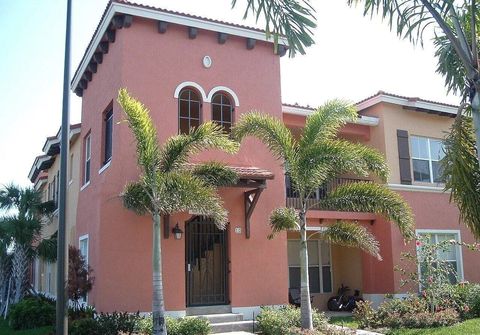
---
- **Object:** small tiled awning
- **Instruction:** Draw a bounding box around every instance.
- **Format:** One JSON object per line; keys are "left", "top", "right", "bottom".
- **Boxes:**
{"left": 226, "top": 166, "right": 274, "bottom": 180}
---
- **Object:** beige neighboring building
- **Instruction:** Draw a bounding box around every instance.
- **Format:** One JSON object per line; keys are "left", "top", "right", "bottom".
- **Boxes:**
{"left": 28, "top": 124, "right": 82, "bottom": 296}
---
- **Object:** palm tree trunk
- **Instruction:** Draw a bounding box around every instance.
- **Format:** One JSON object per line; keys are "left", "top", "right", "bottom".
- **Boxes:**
{"left": 152, "top": 212, "right": 167, "bottom": 335}
{"left": 299, "top": 208, "right": 313, "bottom": 330}
{"left": 471, "top": 90, "right": 480, "bottom": 162}
{"left": 12, "top": 245, "right": 28, "bottom": 304}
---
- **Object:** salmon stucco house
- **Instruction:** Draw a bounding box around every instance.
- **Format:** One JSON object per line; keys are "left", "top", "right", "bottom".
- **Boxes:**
{"left": 28, "top": 0, "right": 480, "bottom": 327}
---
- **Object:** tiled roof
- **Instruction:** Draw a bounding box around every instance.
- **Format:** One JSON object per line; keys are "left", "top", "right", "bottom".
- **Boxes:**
{"left": 356, "top": 90, "right": 458, "bottom": 109}
{"left": 186, "top": 163, "right": 274, "bottom": 180}
{"left": 114, "top": 0, "right": 266, "bottom": 33}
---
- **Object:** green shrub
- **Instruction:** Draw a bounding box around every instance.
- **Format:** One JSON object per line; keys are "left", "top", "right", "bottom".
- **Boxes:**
{"left": 8, "top": 296, "right": 55, "bottom": 330}
{"left": 256, "top": 305, "right": 328, "bottom": 335}
{"left": 136, "top": 316, "right": 210, "bottom": 335}
{"left": 353, "top": 297, "right": 460, "bottom": 330}
{"left": 96, "top": 311, "right": 140, "bottom": 335}
{"left": 70, "top": 318, "right": 101, "bottom": 335}
{"left": 467, "top": 284, "right": 480, "bottom": 317}
{"left": 353, "top": 301, "right": 378, "bottom": 329}
{"left": 69, "top": 304, "right": 96, "bottom": 321}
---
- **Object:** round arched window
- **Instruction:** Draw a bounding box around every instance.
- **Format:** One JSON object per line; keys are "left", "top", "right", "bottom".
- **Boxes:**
{"left": 211, "top": 93, "right": 233, "bottom": 133}
{"left": 179, "top": 89, "right": 201, "bottom": 134}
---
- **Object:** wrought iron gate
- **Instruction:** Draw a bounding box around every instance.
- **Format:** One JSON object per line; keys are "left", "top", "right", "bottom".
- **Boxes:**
{"left": 186, "top": 217, "right": 228, "bottom": 306}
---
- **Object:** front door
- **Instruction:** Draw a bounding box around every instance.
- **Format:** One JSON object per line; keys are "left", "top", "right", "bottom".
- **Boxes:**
{"left": 186, "top": 217, "right": 229, "bottom": 306}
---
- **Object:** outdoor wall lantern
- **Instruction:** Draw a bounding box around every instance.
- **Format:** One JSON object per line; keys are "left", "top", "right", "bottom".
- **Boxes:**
{"left": 172, "top": 223, "right": 183, "bottom": 240}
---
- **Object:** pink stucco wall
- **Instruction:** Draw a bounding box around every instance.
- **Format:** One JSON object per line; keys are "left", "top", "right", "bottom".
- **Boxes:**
{"left": 76, "top": 17, "right": 288, "bottom": 312}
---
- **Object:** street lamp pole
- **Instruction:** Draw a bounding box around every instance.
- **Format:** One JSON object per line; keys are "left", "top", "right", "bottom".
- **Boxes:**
{"left": 56, "top": 0, "right": 72, "bottom": 334}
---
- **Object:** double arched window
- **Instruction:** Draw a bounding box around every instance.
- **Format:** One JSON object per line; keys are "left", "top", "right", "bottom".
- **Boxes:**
{"left": 178, "top": 89, "right": 201, "bottom": 134}
{"left": 211, "top": 93, "right": 233, "bottom": 133}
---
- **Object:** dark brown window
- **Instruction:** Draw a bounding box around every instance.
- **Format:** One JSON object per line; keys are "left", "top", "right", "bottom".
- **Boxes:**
{"left": 211, "top": 93, "right": 233, "bottom": 133}
{"left": 103, "top": 109, "right": 113, "bottom": 164}
{"left": 179, "top": 89, "right": 201, "bottom": 134}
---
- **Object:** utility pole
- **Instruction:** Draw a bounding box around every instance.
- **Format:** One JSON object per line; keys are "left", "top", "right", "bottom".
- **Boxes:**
{"left": 56, "top": 0, "right": 72, "bottom": 333}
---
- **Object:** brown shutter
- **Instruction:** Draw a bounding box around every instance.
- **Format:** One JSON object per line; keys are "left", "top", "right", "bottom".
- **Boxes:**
{"left": 397, "top": 130, "right": 412, "bottom": 185}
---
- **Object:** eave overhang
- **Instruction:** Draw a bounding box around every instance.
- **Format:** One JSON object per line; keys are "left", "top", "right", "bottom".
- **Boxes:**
{"left": 356, "top": 91, "right": 458, "bottom": 118}
{"left": 282, "top": 104, "right": 380, "bottom": 126}
{"left": 71, "top": 0, "right": 289, "bottom": 96}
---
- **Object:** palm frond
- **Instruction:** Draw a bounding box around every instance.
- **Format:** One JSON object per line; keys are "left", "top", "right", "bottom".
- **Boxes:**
{"left": 117, "top": 88, "right": 160, "bottom": 177}
{"left": 192, "top": 162, "right": 239, "bottom": 187}
{"left": 0, "top": 183, "right": 21, "bottom": 211}
{"left": 36, "top": 236, "right": 57, "bottom": 263}
{"left": 320, "top": 221, "right": 381, "bottom": 260}
{"left": 157, "top": 172, "right": 229, "bottom": 228}
{"left": 319, "top": 182, "right": 415, "bottom": 240}
{"left": 268, "top": 207, "right": 298, "bottom": 239}
{"left": 443, "top": 109, "right": 480, "bottom": 238}
{"left": 232, "top": 111, "right": 296, "bottom": 166}
{"left": 299, "top": 100, "right": 357, "bottom": 148}
{"left": 122, "top": 181, "right": 153, "bottom": 216}
{"left": 296, "top": 140, "right": 389, "bottom": 194}
{"left": 160, "top": 121, "right": 239, "bottom": 173}
{"left": 231, "top": 0, "right": 317, "bottom": 56}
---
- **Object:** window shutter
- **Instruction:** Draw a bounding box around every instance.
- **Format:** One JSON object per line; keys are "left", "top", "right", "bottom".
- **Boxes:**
{"left": 397, "top": 129, "right": 412, "bottom": 185}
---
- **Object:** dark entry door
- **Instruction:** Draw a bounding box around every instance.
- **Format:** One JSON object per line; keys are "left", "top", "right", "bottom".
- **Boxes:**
{"left": 186, "top": 217, "right": 228, "bottom": 306}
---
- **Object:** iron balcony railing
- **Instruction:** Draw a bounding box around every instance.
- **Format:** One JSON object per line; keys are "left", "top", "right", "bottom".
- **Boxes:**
{"left": 285, "top": 176, "right": 373, "bottom": 210}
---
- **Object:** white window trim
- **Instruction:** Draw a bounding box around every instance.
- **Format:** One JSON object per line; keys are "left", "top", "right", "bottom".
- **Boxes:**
{"left": 207, "top": 86, "right": 240, "bottom": 106}
{"left": 287, "top": 238, "right": 333, "bottom": 294}
{"left": 79, "top": 234, "right": 89, "bottom": 265}
{"left": 173, "top": 81, "right": 208, "bottom": 101}
{"left": 83, "top": 134, "right": 91, "bottom": 186}
{"left": 415, "top": 229, "right": 465, "bottom": 284}
{"left": 98, "top": 160, "right": 111, "bottom": 175}
{"left": 78, "top": 234, "right": 90, "bottom": 304}
{"left": 410, "top": 136, "right": 444, "bottom": 184}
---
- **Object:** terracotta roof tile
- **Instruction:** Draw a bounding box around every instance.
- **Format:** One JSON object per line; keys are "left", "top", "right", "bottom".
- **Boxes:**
{"left": 356, "top": 90, "right": 458, "bottom": 109}
{"left": 186, "top": 163, "right": 274, "bottom": 180}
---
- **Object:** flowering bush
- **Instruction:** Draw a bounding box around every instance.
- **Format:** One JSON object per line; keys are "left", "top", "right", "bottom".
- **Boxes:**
{"left": 353, "top": 297, "right": 460, "bottom": 329}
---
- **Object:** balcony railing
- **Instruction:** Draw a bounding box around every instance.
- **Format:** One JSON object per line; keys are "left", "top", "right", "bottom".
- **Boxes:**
{"left": 286, "top": 176, "right": 372, "bottom": 210}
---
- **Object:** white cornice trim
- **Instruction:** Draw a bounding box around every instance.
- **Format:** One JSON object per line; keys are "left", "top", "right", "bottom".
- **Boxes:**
{"left": 71, "top": 2, "right": 287, "bottom": 91}
{"left": 388, "top": 183, "right": 448, "bottom": 193}
{"left": 282, "top": 105, "right": 379, "bottom": 126}
{"left": 28, "top": 156, "right": 51, "bottom": 181}
{"left": 173, "top": 81, "right": 208, "bottom": 101}
{"left": 356, "top": 94, "right": 458, "bottom": 115}
{"left": 207, "top": 86, "right": 240, "bottom": 106}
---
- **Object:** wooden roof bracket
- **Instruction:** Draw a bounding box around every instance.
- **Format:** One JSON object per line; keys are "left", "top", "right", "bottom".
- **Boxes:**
{"left": 244, "top": 185, "right": 265, "bottom": 239}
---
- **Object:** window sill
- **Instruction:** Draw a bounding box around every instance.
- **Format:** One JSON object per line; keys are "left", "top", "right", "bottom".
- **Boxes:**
{"left": 98, "top": 160, "right": 111, "bottom": 175}
{"left": 80, "top": 181, "right": 90, "bottom": 191}
{"left": 68, "top": 180, "right": 73, "bottom": 187}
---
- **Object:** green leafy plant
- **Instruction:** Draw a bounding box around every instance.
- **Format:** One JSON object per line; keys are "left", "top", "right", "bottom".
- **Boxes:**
{"left": 256, "top": 305, "right": 328, "bottom": 335}
{"left": 136, "top": 316, "right": 210, "bottom": 335}
{"left": 7, "top": 296, "right": 55, "bottom": 330}
{"left": 69, "top": 318, "right": 101, "bottom": 335}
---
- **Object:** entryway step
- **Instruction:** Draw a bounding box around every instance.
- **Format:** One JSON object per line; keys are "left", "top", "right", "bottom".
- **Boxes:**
{"left": 186, "top": 305, "right": 232, "bottom": 315}
{"left": 194, "top": 313, "right": 243, "bottom": 323}
{"left": 211, "top": 320, "right": 257, "bottom": 334}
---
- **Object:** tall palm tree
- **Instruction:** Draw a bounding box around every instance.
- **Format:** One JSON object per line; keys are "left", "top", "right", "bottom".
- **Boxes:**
{"left": 233, "top": 100, "right": 415, "bottom": 329}
{"left": 117, "top": 89, "right": 239, "bottom": 335}
{"left": 0, "top": 184, "right": 57, "bottom": 305}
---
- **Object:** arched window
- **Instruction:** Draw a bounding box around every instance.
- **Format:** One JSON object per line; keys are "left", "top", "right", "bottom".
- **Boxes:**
{"left": 211, "top": 93, "right": 233, "bottom": 133}
{"left": 179, "top": 89, "right": 201, "bottom": 134}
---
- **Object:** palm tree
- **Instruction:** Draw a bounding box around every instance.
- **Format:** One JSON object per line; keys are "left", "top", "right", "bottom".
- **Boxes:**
{"left": 117, "top": 89, "right": 239, "bottom": 335}
{"left": 0, "top": 184, "right": 57, "bottom": 305}
{"left": 232, "top": 100, "right": 415, "bottom": 329}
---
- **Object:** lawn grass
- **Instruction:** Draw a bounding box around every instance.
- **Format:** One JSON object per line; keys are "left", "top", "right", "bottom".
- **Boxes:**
{"left": 328, "top": 315, "right": 358, "bottom": 329}
{"left": 385, "top": 318, "right": 480, "bottom": 335}
{"left": 0, "top": 319, "right": 52, "bottom": 335}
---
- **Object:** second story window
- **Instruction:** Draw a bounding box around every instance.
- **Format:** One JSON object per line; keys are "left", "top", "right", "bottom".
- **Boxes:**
{"left": 211, "top": 93, "right": 233, "bottom": 133}
{"left": 179, "top": 89, "right": 201, "bottom": 134}
{"left": 84, "top": 134, "right": 91, "bottom": 185}
{"left": 411, "top": 136, "right": 445, "bottom": 183}
{"left": 104, "top": 109, "right": 113, "bottom": 164}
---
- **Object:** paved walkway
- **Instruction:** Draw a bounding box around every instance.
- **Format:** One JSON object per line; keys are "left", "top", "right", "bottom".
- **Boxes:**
{"left": 215, "top": 332, "right": 254, "bottom": 335}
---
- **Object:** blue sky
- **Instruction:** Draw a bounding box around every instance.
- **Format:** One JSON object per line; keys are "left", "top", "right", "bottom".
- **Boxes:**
{"left": 0, "top": 0, "right": 459, "bottom": 188}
